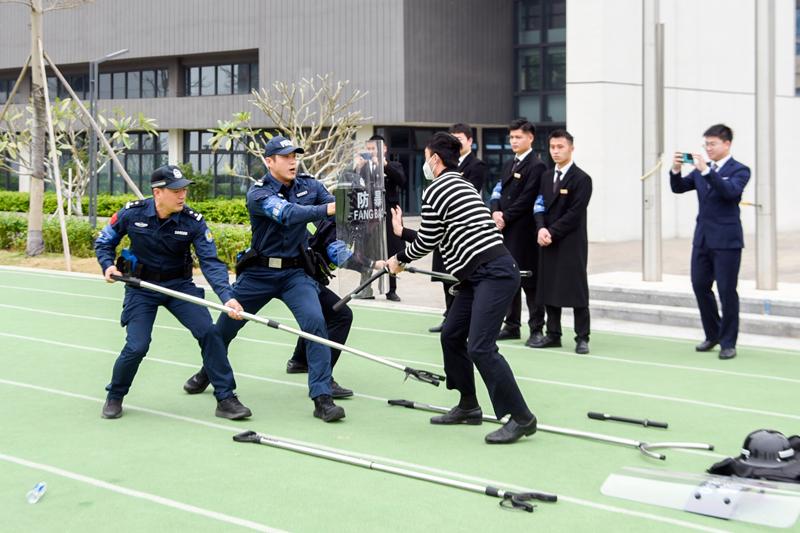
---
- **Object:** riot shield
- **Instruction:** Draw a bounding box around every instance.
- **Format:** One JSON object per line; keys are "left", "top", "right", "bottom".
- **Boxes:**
{"left": 332, "top": 141, "right": 388, "bottom": 297}
{"left": 601, "top": 466, "right": 800, "bottom": 528}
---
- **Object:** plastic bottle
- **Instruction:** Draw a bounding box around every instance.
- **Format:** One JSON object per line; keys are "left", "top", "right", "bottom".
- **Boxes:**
{"left": 26, "top": 482, "right": 46, "bottom": 504}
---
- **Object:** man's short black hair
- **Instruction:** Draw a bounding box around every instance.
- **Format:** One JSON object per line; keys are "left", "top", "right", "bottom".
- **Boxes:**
{"left": 368, "top": 134, "right": 386, "bottom": 145}
{"left": 426, "top": 132, "right": 461, "bottom": 169}
{"left": 703, "top": 124, "right": 733, "bottom": 143}
{"left": 509, "top": 118, "right": 535, "bottom": 136}
{"left": 448, "top": 123, "right": 473, "bottom": 139}
{"left": 548, "top": 129, "right": 574, "bottom": 144}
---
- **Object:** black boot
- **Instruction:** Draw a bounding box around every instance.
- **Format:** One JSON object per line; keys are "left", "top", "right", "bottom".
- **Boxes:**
{"left": 102, "top": 398, "right": 123, "bottom": 419}
{"left": 313, "top": 395, "right": 345, "bottom": 422}
{"left": 286, "top": 359, "right": 309, "bottom": 374}
{"left": 183, "top": 369, "right": 210, "bottom": 394}
{"left": 215, "top": 395, "right": 252, "bottom": 420}
{"left": 331, "top": 379, "right": 354, "bottom": 399}
{"left": 485, "top": 414, "right": 537, "bottom": 444}
{"left": 497, "top": 328, "right": 521, "bottom": 341}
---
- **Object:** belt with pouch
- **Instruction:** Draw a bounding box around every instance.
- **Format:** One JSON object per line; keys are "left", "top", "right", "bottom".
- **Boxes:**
{"left": 139, "top": 264, "right": 192, "bottom": 282}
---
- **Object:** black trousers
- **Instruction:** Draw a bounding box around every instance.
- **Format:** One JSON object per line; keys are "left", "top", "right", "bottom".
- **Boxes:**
{"left": 544, "top": 305, "right": 590, "bottom": 342}
{"left": 440, "top": 254, "right": 530, "bottom": 419}
{"left": 504, "top": 285, "right": 545, "bottom": 333}
{"left": 290, "top": 285, "right": 354, "bottom": 368}
{"left": 691, "top": 246, "right": 741, "bottom": 349}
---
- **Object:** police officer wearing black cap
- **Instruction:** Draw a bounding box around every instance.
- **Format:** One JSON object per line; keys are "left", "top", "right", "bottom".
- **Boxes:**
{"left": 182, "top": 136, "right": 345, "bottom": 422}
{"left": 95, "top": 165, "right": 252, "bottom": 420}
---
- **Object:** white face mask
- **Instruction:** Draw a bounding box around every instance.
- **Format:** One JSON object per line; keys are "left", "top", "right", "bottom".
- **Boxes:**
{"left": 422, "top": 156, "right": 436, "bottom": 181}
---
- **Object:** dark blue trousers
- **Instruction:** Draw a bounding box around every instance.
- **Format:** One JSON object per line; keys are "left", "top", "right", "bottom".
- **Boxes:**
{"left": 216, "top": 267, "right": 332, "bottom": 399}
{"left": 290, "top": 285, "right": 353, "bottom": 368}
{"left": 440, "top": 254, "right": 531, "bottom": 420}
{"left": 106, "top": 279, "right": 236, "bottom": 401}
{"left": 691, "top": 246, "right": 741, "bottom": 349}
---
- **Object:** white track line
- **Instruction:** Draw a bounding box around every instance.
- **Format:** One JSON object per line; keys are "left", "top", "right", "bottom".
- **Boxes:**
{"left": 0, "top": 451, "right": 282, "bottom": 532}
{"left": 3, "top": 265, "right": 797, "bottom": 356}
{"left": 2, "top": 296, "right": 799, "bottom": 390}
{"left": 1, "top": 304, "right": 797, "bottom": 422}
{"left": 0, "top": 377, "right": 728, "bottom": 533}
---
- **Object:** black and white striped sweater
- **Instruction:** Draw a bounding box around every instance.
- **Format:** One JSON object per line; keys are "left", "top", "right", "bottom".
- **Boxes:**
{"left": 396, "top": 170, "right": 508, "bottom": 280}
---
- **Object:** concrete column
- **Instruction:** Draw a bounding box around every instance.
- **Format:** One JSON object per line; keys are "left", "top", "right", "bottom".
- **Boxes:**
{"left": 168, "top": 128, "right": 183, "bottom": 164}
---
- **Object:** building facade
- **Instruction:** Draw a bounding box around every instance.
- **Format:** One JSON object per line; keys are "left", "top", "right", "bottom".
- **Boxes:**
{"left": 2, "top": 0, "right": 798, "bottom": 242}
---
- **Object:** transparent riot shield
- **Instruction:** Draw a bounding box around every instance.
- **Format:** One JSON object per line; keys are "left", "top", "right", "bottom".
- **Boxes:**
{"left": 601, "top": 467, "right": 800, "bottom": 528}
{"left": 330, "top": 140, "right": 387, "bottom": 298}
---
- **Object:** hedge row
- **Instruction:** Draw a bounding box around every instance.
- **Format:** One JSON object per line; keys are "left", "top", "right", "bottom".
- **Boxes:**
{"left": 0, "top": 191, "right": 250, "bottom": 225}
{"left": 0, "top": 212, "right": 249, "bottom": 269}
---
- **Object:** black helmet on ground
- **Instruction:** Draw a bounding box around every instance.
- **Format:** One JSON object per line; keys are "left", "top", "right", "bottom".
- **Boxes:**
{"left": 740, "top": 429, "right": 796, "bottom": 468}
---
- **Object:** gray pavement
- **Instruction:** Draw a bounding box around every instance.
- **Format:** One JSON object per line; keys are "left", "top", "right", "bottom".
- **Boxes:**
{"left": 333, "top": 219, "right": 800, "bottom": 351}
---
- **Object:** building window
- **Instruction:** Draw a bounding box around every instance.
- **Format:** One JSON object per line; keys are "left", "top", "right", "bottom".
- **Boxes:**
{"left": 183, "top": 130, "right": 264, "bottom": 198}
{"left": 0, "top": 78, "right": 15, "bottom": 104}
{"left": 98, "top": 68, "right": 168, "bottom": 99}
{"left": 102, "top": 132, "right": 169, "bottom": 195}
{"left": 796, "top": 0, "right": 800, "bottom": 95}
{"left": 514, "top": 0, "right": 567, "bottom": 125}
{"left": 184, "top": 63, "right": 259, "bottom": 97}
{"left": 45, "top": 73, "right": 89, "bottom": 101}
{"left": 0, "top": 167, "right": 18, "bottom": 191}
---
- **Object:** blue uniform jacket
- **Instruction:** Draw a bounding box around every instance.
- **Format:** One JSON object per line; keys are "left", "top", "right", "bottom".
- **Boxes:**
{"left": 95, "top": 198, "right": 233, "bottom": 302}
{"left": 670, "top": 157, "right": 750, "bottom": 249}
{"left": 246, "top": 172, "right": 334, "bottom": 257}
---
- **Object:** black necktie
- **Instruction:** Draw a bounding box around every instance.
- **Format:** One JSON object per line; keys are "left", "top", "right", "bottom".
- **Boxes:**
{"left": 553, "top": 169, "right": 562, "bottom": 194}
{"left": 512, "top": 158, "right": 520, "bottom": 172}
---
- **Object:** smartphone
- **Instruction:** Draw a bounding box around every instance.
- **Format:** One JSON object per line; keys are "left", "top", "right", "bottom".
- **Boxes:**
{"left": 681, "top": 153, "right": 694, "bottom": 164}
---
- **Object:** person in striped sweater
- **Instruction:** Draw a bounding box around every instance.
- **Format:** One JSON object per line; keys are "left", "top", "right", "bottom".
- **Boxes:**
{"left": 386, "top": 132, "right": 537, "bottom": 445}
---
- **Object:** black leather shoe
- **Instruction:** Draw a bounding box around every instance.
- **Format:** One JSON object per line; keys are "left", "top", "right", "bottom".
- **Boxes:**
{"left": 183, "top": 369, "right": 209, "bottom": 394}
{"left": 430, "top": 406, "right": 483, "bottom": 425}
{"left": 524, "top": 331, "right": 544, "bottom": 347}
{"left": 695, "top": 339, "right": 718, "bottom": 352}
{"left": 719, "top": 348, "right": 737, "bottom": 360}
{"left": 286, "top": 359, "right": 308, "bottom": 374}
{"left": 485, "top": 415, "right": 538, "bottom": 444}
{"left": 497, "top": 328, "right": 521, "bottom": 341}
{"left": 575, "top": 339, "right": 590, "bottom": 355}
{"left": 102, "top": 398, "right": 123, "bottom": 419}
{"left": 331, "top": 379, "right": 354, "bottom": 399}
{"left": 428, "top": 322, "right": 444, "bottom": 333}
{"left": 385, "top": 291, "right": 401, "bottom": 302}
{"left": 313, "top": 395, "right": 345, "bottom": 422}
{"left": 527, "top": 334, "right": 562, "bottom": 349}
{"left": 215, "top": 395, "right": 252, "bottom": 420}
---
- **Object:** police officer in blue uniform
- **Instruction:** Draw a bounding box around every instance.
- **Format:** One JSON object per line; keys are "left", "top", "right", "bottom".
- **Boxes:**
{"left": 95, "top": 165, "right": 252, "bottom": 420}
{"left": 182, "top": 136, "right": 345, "bottom": 422}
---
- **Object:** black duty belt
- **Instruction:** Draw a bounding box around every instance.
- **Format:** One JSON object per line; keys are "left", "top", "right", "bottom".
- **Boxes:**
{"left": 256, "top": 256, "right": 304, "bottom": 269}
{"left": 139, "top": 265, "right": 192, "bottom": 282}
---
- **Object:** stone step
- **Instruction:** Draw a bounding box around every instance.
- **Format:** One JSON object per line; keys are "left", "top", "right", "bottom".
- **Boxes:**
{"left": 589, "top": 299, "right": 800, "bottom": 338}
{"left": 590, "top": 285, "right": 800, "bottom": 318}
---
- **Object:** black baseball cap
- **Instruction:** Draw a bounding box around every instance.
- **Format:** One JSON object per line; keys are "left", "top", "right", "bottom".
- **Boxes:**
{"left": 151, "top": 165, "right": 193, "bottom": 189}
{"left": 264, "top": 135, "right": 304, "bottom": 157}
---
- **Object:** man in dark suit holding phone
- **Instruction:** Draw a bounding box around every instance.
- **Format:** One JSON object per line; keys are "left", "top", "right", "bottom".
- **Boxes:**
{"left": 669, "top": 124, "right": 750, "bottom": 360}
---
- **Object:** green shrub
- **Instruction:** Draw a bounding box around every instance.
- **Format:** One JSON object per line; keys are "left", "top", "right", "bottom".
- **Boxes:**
{"left": 207, "top": 223, "right": 251, "bottom": 269}
{"left": 42, "top": 217, "right": 98, "bottom": 257}
{"left": 0, "top": 213, "right": 28, "bottom": 250}
{"left": 0, "top": 191, "right": 250, "bottom": 225}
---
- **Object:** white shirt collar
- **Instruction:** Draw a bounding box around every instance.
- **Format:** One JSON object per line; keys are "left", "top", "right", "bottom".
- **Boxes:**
{"left": 554, "top": 160, "right": 573, "bottom": 180}
{"left": 711, "top": 154, "right": 731, "bottom": 170}
{"left": 458, "top": 152, "right": 468, "bottom": 166}
{"left": 514, "top": 148, "right": 533, "bottom": 163}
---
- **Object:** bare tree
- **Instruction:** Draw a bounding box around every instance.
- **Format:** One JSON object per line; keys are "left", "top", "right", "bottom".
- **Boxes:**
{"left": 0, "top": 0, "right": 94, "bottom": 255}
{"left": 209, "top": 73, "right": 369, "bottom": 182}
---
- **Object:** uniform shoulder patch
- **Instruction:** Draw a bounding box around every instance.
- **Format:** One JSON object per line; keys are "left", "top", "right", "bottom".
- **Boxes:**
{"left": 123, "top": 199, "right": 145, "bottom": 210}
{"left": 183, "top": 206, "right": 203, "bottom": 221}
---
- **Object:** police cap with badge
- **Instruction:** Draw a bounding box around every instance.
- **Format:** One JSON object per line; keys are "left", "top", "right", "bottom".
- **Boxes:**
{"left": 264, "top": 135, "right": 305, "bottom": 157}
{"left": 151, "top": 165, "right": 193, "bottom": 189}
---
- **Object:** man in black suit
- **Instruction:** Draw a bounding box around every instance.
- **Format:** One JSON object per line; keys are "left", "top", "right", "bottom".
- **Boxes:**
{"left": 428, "top": 123, "right": 490, "bottom": 333}
{"left": 530, "top": 130, "right": 592, "bottom": 354}
{"left": 669, "top": 124, "right": 750, "bottom": 360}
{"left": 489, "top": 118, "right": 546, "bottom": 345}
{"left": 354, "top": 134, "right": 407, "bottom": 301}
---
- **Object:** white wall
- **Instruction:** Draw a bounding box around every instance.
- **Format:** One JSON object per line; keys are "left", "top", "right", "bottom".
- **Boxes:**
{"left": 568, "top": 0, "right": 800, "bottom": 242}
